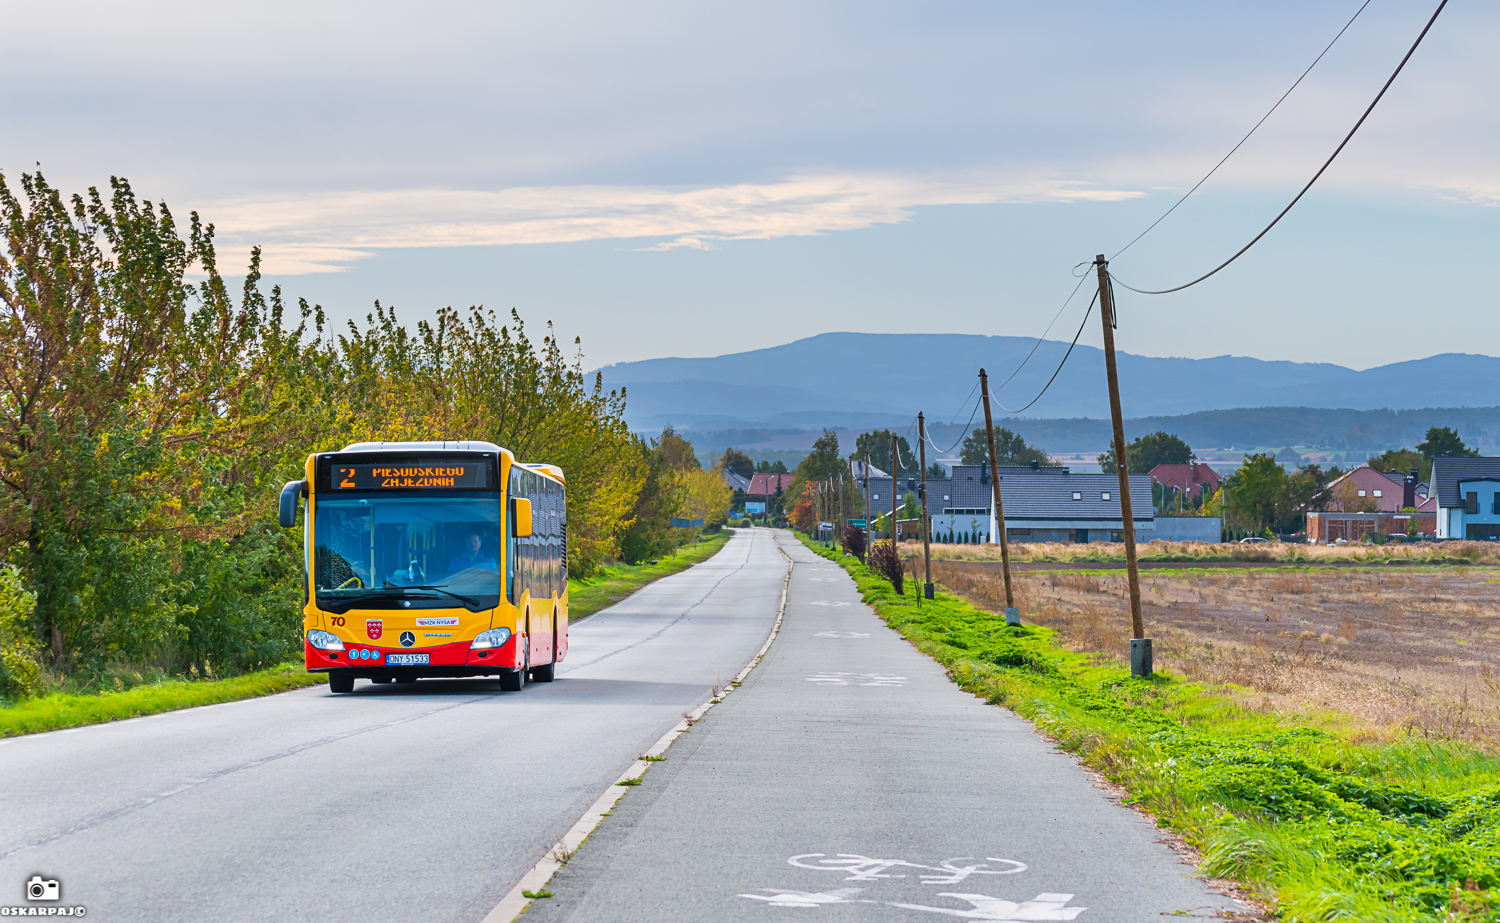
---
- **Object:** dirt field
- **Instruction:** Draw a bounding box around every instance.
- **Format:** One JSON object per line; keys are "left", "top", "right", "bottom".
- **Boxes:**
{"left": 913, "top": 544, "right": 1500, "bottom": 745}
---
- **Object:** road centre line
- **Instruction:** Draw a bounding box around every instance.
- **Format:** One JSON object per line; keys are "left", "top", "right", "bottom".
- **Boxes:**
{"left": 482, "top": 531, "right": 795, "bottom": 923}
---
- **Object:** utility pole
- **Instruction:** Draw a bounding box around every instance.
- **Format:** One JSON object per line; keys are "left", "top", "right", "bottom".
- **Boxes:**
{"left": 890, "top": 433, "right": 900, "bottom": 551}
{"left": 918, "top": 412, "right": 934, "bottom": 599}
{"left": 978, "top": 369, "right": 1019, "bottom": 626}
{"left": 1095, "top": 254, "right": 1149, "bottom": 677}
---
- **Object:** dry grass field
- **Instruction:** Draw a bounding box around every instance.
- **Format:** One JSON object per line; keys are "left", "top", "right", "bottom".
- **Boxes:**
{"left": 912, "top": 542, "right": 1500, "bottom": 745}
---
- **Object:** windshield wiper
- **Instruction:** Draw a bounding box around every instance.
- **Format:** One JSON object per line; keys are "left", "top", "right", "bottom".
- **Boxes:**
{"left": 378, "top": 581, "right": 481, "bottom": 607}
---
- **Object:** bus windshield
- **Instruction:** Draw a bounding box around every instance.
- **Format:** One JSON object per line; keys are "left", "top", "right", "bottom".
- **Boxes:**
{"left": 314, "top": 491, "right": 502, "bottom": 611}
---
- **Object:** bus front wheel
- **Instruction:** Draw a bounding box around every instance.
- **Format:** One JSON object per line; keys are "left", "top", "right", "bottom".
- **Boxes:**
{"left": 329, "top": 673, "right": 355, "bottom": 694}
{"left": 500, "top": 637, "right": 528, "bottom": 692}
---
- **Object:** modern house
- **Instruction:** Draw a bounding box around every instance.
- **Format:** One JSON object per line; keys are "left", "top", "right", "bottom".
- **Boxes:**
{"left": 911, "top": 463, "right": 1153, "bottom": 544}
{"left": 745, "top": 472, "right": 795, "bottom": 515}
{"left": 1306, "top": 466, "right": 1437, "bottom": 542}
{"left": 1432, "top": 457, "right": 1500, "bottom": 540}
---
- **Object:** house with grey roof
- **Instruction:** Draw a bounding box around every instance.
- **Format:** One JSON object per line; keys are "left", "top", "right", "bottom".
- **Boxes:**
{"left": 1432, "top": 457, "right": 1500, "bottom": 540}
{"left": 866, "top": 463, "right": 1153, "bottom": 544}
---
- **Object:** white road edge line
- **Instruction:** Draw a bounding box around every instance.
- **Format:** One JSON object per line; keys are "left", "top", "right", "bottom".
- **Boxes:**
{"left": 481, "top": 531, "right": 794, "bottom": 923}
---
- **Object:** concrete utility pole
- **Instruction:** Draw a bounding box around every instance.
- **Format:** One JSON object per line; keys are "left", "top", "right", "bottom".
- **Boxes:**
{"left": 1095, "top": 254, "right": 1150, "bottom": 677}
{"left": 978, "top": 369, "right": 1018, "bottom": 625}
{"left": 918, "top": 412, "right": 934, "bottom": 599}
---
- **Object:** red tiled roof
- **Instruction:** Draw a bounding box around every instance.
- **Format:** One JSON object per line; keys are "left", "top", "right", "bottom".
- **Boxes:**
{"left": 747, "top": 473, "right": 796, "bottom": 495}
{"left": 1326, "top": 466, "right": 1428, "bottom": 513}
{"left": 1148, "top": 463, "right": 1222, "bottom": 493}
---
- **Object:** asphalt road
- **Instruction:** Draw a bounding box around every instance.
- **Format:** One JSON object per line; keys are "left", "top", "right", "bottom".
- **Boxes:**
{"left": 0, "top": 528, "right": 785, "bottom": 922}
{"left": 527, "top": 532, "right": 1242, "bottom": 923}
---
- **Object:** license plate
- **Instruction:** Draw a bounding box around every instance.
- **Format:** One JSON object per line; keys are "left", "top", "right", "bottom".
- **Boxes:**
{"left": 386, "top": 653, "right": 430, "bottom": 666}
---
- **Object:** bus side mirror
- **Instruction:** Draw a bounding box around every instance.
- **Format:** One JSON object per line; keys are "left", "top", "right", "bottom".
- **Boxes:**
{"left": 279, "top": 480, "right": 307, "bottom": 529}
{"left": 511, "top": 497, "right": 533, "bottom": 537}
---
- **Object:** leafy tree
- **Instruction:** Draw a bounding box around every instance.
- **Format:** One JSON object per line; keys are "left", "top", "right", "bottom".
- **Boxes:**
{"left": 754, "top": 459, "right": 787, "bottom": 474}
{"left": 658, "top": 425, "right": 702, "bottom": 472}
{"left": 852, "top": 429, "right": 915, "bottom": 476}
{"left": 1367, "top": 448, "right": 1428, "bottom": 482}
{"left": 617, "top": 436, "right": 678, "bottom": 564}
{"left": 678, "top": 468, "right": 732, "bottom": 529}
{"left": 958, "top": 427, "right": 1051, "bottom": 468}
{"left": 1098, "top": 431, "right": 1193, "bottom": 475}
{"left": 718, "top": 447, "right": 753, "bottom": 478}
{"left": 1224, "top": 453, "right": 1285, "bottom": 530}
{"left": 1283, "top": 464, "right": 1341, "bottom": 523}
{"left": 1417, "top": 426, "right": 1478, "bottom": 461}
{"left": 791, "top": 483, "right": 816, "bottom": 533}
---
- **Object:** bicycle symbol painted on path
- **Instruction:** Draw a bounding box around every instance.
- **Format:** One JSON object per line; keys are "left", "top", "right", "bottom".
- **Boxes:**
{"left": 738, "top": 854, "right": 1085, "bottom": 920}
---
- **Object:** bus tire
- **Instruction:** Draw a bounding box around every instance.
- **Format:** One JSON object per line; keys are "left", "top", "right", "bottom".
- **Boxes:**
{"left": 531, "top": 662, "right": 555, "bottom": 683}
{"left": 329, "top": 673, "right": 355, "bottom": 694}
{"left": 500, "top": 636, "right": 528, "bottom": 692}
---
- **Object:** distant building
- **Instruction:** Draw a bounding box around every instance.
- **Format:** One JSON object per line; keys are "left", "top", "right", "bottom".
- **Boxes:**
{"left": 1149, "top": 462, "right": 1222, "bottom": 508}
{"left": 912, "top": 464, "right": 1153, "bottom": 544}
{"left": 746, "top": 472, "right": 796, "bottom": 498}
{"left": 1307, "top": 465, "right": 1437, "bottom": 542}
{"left": 1432, "top": 457, "right": 1500, "bottom": 540}
{"left": 721, "top": 469, "right": 752, "bottom": 495}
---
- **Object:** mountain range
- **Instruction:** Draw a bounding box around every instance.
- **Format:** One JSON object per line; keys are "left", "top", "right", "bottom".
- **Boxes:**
{"left": 596, "top": 333, "right": 1500, "bottom": 434}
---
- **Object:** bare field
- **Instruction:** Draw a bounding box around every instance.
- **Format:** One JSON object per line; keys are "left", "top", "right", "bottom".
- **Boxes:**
{"left": 919, "top": 552, "right": 1500, "bottom": 745}
{"left": 924, "top": 538, "right": 1500, "bottom": 566}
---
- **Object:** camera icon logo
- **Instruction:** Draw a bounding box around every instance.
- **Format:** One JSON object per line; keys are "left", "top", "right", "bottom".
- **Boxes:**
{"left": 26, "top": 875, "right": 60, "bottom": 901}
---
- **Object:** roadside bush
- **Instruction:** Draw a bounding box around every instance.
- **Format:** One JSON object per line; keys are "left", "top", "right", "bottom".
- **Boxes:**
{"left": 842, "top": 524, "right": 866, "bottom": 559}
{"left": 867, "top": 541, "right": 904, "bottom": 594}
{"left": 0, "top": 566, "right": 41, "bottom": 699}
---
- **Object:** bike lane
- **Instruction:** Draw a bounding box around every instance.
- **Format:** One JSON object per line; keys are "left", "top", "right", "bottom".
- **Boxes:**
{"left": 523, "top": 532, "right": 1243, "bottom": 922}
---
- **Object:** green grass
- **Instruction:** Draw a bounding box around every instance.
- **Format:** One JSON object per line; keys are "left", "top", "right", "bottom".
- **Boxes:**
{"left": 807, "top": 541, "right": 1500, "bottom": 922}
{"left": 567, "top": 530, "right": 731, "bottom": 620}
{"left": 0, "top": 662, "right": 327, "bottom": 738}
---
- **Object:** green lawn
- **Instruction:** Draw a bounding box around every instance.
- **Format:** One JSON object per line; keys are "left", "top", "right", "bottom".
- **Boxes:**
{"left": 806, "top": 541, "right": 1500, "bottom": 923}
{"left": 0, "top": 663, "right": 327, "bottom": 738}
{"left": 568, "top": 530, "right": 731, "bottom": 620}
{"left": 1, "top": 529, "right": 735, "bottom": 738}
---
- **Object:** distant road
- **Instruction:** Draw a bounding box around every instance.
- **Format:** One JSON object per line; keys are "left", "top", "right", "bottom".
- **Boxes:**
{"left": 0, "top": 529, "right": 784, "bottom": 923}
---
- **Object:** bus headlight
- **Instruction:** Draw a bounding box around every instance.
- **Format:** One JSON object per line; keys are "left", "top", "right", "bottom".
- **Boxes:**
{"left": 307, "top": 629, "right": 345, "bottom": 651}
{"left": 470, "top": 627, "right": 513, "bottom": 650}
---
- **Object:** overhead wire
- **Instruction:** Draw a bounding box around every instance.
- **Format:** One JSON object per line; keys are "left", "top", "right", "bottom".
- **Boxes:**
{"left": 1112, "top": 0, "right": 1449, "bottom": 295}
{"left": 1110, "top": 0, "right": 1373, "bottom": 262}
{"left": 992, "top": 288, "right": 1098, "bottom": 415}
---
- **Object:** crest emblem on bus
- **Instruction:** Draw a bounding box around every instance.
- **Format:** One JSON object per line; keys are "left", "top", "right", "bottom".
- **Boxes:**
{"left": 367, "top": 619, "right": 383, "bottom": 641}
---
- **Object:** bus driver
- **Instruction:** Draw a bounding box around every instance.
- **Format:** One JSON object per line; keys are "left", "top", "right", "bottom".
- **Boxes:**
{"left": 449, "top": 531, "right": 496, "bottom": 573}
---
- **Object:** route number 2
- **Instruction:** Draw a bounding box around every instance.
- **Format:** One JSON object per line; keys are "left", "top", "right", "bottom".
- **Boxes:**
{"left": 339, "top": 468, "right": 356, "bottom": 488}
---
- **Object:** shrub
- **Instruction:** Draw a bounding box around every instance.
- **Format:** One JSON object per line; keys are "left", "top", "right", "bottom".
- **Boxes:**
{"left": 0, "top": 566, "right": 41, "bottom": 700}
{"left": 867, "top": 541, "right": 904, "bottom": 594}
{"left": 842, "top": 524, "right": 866, "bottom": 560}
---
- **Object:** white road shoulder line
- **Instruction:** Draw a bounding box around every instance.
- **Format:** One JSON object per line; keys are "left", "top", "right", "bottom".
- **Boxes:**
{"left": 481, "top": 533, "right": 794, "bottom": 923}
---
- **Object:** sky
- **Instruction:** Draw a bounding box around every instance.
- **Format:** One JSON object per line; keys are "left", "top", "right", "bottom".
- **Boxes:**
{"left": 4, "top": 0, "right": 1497, "bottom": 371}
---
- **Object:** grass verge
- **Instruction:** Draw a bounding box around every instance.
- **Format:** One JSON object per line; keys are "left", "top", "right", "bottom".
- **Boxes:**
{"left": 806, "top": 541, "right": 1500, "bottom": 923}
{"left": 567, "top": 530, "right": 731, "bottom": 620}
{"left": 0, "top": 663, "right": 326, "bottom": 738}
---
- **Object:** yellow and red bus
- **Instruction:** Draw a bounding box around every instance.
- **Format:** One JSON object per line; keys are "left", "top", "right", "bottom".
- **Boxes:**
{"left": 279, "top": 440, "right": 567, "bottom": 694}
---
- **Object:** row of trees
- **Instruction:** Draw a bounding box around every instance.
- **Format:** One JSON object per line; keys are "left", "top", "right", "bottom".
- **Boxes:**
{"left": 617, "top": 427, "right": 732, "bottom": 563}
{"left": 0, "top": 171, "right": 710, "bottom": 695}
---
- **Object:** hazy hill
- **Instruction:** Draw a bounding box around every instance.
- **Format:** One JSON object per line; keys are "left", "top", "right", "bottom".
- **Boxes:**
{"left": 597, "top": 333, "right": 1500, "bottom": 431}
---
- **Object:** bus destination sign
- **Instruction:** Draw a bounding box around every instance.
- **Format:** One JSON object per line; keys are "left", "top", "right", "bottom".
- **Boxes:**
{"left": 332, "top": 463, "right": 490, "bottom": 490}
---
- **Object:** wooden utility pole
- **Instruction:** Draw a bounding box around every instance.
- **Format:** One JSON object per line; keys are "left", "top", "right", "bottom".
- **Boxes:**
{"left": 1095, "top": 254, "right": 1150, "bottom": 676}
{"left": 863, "top": 453, "right": 872, "bottom": 556}
{"left": 918, "top": 412, "right": 934, "bottom": 599}
{"left": 978, "top": 369, "right": 1017, "bottom": 621}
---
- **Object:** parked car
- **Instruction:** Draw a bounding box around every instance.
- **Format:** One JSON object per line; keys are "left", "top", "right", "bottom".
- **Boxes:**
{"left": 1239, "top": 536, "right": 1270, "bottom": 544}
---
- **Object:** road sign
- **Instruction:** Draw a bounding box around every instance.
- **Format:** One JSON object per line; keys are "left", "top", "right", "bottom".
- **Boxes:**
{"left": 669, "top": 517, "right": 704, "bottom": 528}
{"left": 847, "top": 519, "right": 866, "bottom": 529}
{"left": 744, "top": 502, "right": 766, "bottom": 514}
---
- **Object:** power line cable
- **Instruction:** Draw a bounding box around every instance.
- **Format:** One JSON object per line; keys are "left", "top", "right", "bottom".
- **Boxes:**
{"left": 1112, "top": 0, "right": 1373, "bottom": 262}
{"left": 926, "top": 395, "right": 983, "bottom": 456}
{"left": 1111, "top": 0, "right": 1448, "bottom": 296}
{"left": 993, "top": 289, "right": 1098, "bottom": 415}
{"left": 990, "top": 269, "right": 1094, "bottom": 394}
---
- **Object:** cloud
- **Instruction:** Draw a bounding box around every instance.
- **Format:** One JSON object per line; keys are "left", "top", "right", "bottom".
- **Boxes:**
{"left": 207, "top": 172, "right": 1143, "bottom": 274}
